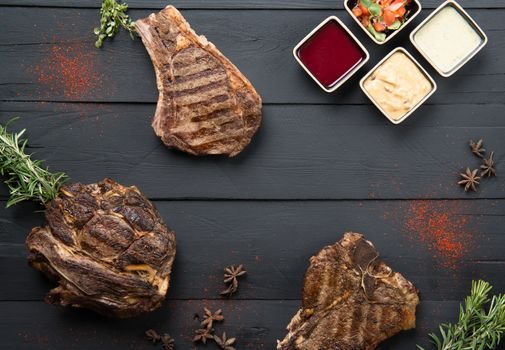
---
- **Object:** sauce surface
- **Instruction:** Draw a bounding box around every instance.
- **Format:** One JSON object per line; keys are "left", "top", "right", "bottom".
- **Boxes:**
{"left": 413, "top": 6, "right": 483, "bottom": 74}
{"left": 297, "top": 20, "right": 365, "bottom": 88}
{"left": 363, "top": 52, "right": 432, "bottom": 121}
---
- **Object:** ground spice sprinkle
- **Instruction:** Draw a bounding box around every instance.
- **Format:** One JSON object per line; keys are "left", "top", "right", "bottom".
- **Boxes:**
{"left": 403, "top": 201, "right": 473, "bottom": 269}
{"left": 31, "top": 43, "right": 103, "bottom": 99}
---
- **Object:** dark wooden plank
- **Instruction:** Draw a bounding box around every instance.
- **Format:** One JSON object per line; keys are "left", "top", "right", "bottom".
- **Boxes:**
{"left": 2, "top": 200, "right": 504, "bottom": 301}
{"left": 0, "top": 0, "right": 503, "bottom": 9}
{"left": 0, "top": 8, "right": 504, "bottom": 104}
{"left": 1, "top": 300, "right": 505, "bottom": 350}
{"left": 1, "top": 102, "right": 504, "bottom": 200}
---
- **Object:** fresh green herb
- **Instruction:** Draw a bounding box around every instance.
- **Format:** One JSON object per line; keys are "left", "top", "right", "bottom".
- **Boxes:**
{"left": 367, "top": 24, "right": 386, "bottom": 42}
{"left": 94, "top": 0, "right": 136, "bottom": 48}
{"left": 0, "top": 119, "right": 67, "bottom": 207}
{"left": 417, "top": 280, "right": 505, "bottom": 350}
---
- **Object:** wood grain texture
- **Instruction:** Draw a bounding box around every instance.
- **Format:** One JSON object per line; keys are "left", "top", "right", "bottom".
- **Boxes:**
{"left": 0, "top": 0, "right": 503, "bottom": 9}
{"left": 0, "top": 8, "right": 504, "bottom": 104}
{"left": 5, "top": 300, "right": 504, "bottom": 350}
{"left": 1, "top": 200, "right": 504, "bottom": 301}
{"left": 1, "top": 2, "right": 505, "bottom": 350}
{"left": 1, "top": 102, "right": 504, "bottom": 200}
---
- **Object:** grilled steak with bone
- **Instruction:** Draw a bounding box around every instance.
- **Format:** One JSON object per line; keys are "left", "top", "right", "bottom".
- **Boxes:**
{"left": 277, "top": 232, "right": 419, "bottom": 350}
{"left": 136, "top": 6, "right": 262, "bottom": 157}
{"left": 26, "top": 179, "right": 176, "bottom": 318}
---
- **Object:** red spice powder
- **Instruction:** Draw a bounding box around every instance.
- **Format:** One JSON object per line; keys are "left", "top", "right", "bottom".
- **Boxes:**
{"left": 400, "top": 200, "right": 473, "bottom": 269}
{"left": 31, "top": 43, "right": 104, "bottom": 99}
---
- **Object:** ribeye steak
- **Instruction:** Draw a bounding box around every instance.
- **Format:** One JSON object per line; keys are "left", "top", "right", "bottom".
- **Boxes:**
{"left": 26, "top": 179, "right": 176, "bottom": 318}
{"left": 277, "top": 232, "right": 419, "bottom": 350}
{"left": 136, "top": 6, "right": 262, "bottom": 157}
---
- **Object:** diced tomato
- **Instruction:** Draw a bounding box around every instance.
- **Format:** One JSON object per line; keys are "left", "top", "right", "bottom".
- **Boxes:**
{"left": 383, "top": 9, "right": 396, "bottom": 26}
{"left": 395, "top": 5, "right": 406, "bottom": 17}
{"left": 373, "top": 21, "right": 386, "bottom": 32}
{"left": 387, "top": 0, "right": 405, "bottom": 12}
{"left": 358, "top": 2, "right": 370, "bottom": 16}
{"left": 352, "top": 6, "right": 363, "bottom": 18}
{"left": 361, "top": 16, "right": 370, "bottom": 28}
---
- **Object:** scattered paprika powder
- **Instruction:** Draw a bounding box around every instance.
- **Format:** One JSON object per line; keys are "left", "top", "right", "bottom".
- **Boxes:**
{"left": 31, "top": 42, "right": 104, "bottom": 99}
{"left": 399, "top": 200, "right": 474, "bottom": 270}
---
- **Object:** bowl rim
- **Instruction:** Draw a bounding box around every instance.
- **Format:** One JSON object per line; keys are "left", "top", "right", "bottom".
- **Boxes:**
{"left": 344, "top": 0, "right": 423, "bottom": 45}
{"left": 409, "top": 0, "right": 488, "bottom": 77}
{"left": 292, "top": 15, "right": 370, "bottom": 93}
{"left": 359, "top": 47, "right": 438, "bottom": 124}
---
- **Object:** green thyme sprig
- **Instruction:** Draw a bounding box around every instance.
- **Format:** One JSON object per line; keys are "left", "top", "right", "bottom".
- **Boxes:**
{"left": 418, "top": 280, "right": 505, "bottom": 350}
{"left": 0, "top": 119, "right": 67, "bottom": 207}
{"left": 94, "top": 0, "right": 136, "bottom": 48}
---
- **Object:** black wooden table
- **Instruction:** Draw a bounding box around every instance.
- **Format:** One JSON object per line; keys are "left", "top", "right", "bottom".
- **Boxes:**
{"left": 1, "top": 1, "right": 504, "bottom": 349}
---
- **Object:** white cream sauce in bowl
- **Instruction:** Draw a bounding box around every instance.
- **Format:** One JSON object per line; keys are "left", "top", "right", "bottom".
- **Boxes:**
{"left": 410, "top": 1, "right": 487, "bottom": 77}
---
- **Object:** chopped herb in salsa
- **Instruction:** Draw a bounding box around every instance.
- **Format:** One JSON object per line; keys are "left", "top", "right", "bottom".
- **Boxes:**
{"left": 351, "top": 0, "right": 412, "bottom": 42}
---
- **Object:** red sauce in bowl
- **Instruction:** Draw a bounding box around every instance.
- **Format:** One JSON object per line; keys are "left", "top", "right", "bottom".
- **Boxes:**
{"left": 296, "top": 19, "right": 366, "bottom": 89}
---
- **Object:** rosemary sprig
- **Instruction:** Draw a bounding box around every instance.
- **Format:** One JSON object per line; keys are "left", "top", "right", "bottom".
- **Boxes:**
{"left": 417, "top": 280, "right": 505, "bottom": 350}
{"left": 94, "top": 0, "right": 136, "bottom": 48}
{"left": 0, "top": 120, "right": 67, "bottom": 207}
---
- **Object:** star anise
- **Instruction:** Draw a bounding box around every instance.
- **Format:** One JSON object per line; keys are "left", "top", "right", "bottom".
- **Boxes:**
{"left": 213, "top": 332, "right": 236, "bottom": 350}
{"left": 161, "top": 333, "right": 175, "bottom": 350}
{"left": 220, "top": 265, "right": 246, "bottom": 297}
{"left": 470, "top": 139, "right": 486, "bottom": 158}
{"left": 224, "top": 265, "right": 246, "bottom": 283}
{"left": 193, "top": 328, "right": 214, "bottom": 344}
{"left": 481, "top": 151, "right": 497, "bottom": 177}
{"left": 220, "top": 278, "right": 239, "bottom": 297}
{"left": 201, "top": 308, "right": 224, "bottom": 330}
{"left": 145, "top": 329, "right": 161, "bottom": 343}
{"left": 458, "top": 167, "right": 481, "bottom": 192}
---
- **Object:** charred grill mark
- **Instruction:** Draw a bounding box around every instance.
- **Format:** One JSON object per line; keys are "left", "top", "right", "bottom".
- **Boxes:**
{"left": 179, "top": 93, "right": 230, "bottom": 109}
{"left": 184, "top": 128, "right": 244, "bottom": 148}
{"left": 174, "top": 83, "right": 228, "bottom": 106}
{"left": 172, "top": 53, "right": 212, "bottom": 70}
{"left": 190, "top": 108, "right": 232, "bottom": 122}
{"left": 174, "top": 67, "right": 223, "bottom": 83}
{"left": 174, "top": 72, "right": 227, "bottom": 93}
{"left": 172, "top": 77, "right": 228, "bottom": 98}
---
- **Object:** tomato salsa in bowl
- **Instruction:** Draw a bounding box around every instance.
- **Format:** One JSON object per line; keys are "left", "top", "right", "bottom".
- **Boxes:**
{"left": 344, "top": 0, "right": 422, "bottom": 45}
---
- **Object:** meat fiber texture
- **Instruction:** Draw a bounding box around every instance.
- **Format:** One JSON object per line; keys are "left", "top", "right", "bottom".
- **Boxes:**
{"left": 135, "top": 5, "right": 262, "bottom": 157}
{"left": 277, "top": 232, "right": 419, "bottom": 350}
{"left": 26, "top": 179, "right": 176, "bottom": 318}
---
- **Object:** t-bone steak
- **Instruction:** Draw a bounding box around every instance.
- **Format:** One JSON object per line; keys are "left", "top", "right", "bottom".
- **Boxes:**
{"left": 136, "top": 6, "right": 262, "bottom": 157}
{"left": 277, "top": 232, "right": 419, "bottom": 350}
{"left": 26, "top": 179, "right": 176, "bottom": 318}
